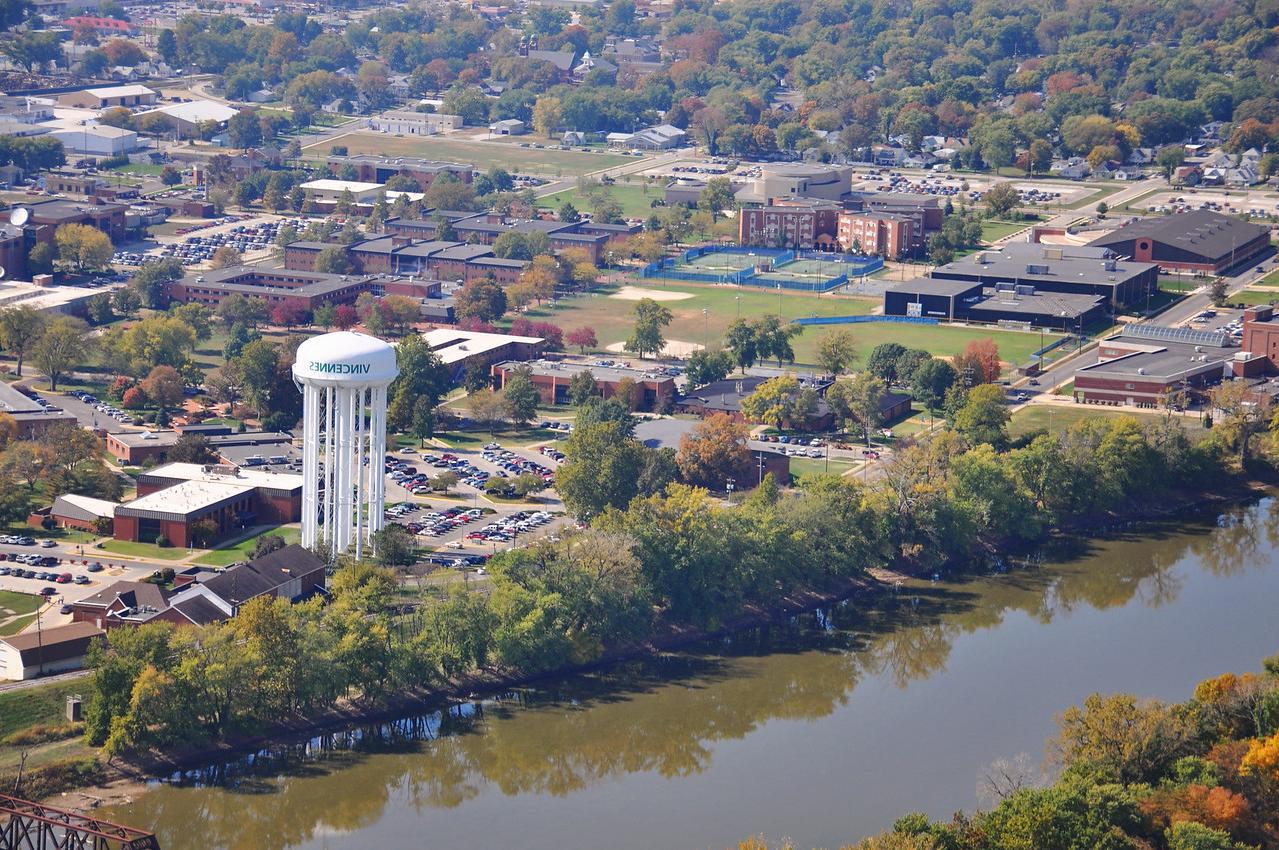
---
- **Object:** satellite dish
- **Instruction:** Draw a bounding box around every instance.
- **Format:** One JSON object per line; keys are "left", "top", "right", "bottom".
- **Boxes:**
{"left": 8, "top": 207, "right": 28, "bottom": 227}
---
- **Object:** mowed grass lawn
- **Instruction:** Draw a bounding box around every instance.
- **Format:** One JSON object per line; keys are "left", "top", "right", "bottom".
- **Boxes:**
{"left": 1009, "top": 404, "right": 1206, "bottom": 439}
{"left": 1228, "top": 289, "right": 1279, "bottom": 307}
{"left": 538, "top": 184, "right": 666, "bottom": 218}
{"left": 0, "top": 590, "right": 43, "bottom": 637}
{"left": 980, "top": 219, "right": 1033, "bottom": 242}
{"left": 304, "top": 132, "right": 637, "bottom": 176}
{"left": 193, "top": 526, "right": 301, "bottom": 567}
{"left": 524, "top": 282, "right": 1057, "bottom": 368}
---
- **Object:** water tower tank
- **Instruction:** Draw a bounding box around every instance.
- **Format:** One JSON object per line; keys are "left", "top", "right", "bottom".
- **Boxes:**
{"left": 292, "top": 332, "right": 399, "bottom": 559}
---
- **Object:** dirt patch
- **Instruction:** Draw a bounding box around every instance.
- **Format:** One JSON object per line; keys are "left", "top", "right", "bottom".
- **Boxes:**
{"left": 605, "top": 339, "right": 704, "bottom": 358}
{"left": 608, "top": 286, "right": 696, "bottom": 302}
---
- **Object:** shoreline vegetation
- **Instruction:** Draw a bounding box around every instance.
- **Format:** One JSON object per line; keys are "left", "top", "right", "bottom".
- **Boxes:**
{"left": 741, "top": 648, "right": 1279, "bottom": 850}
{"left": 5, "top": 403, "right": 1279, "bottom": 814}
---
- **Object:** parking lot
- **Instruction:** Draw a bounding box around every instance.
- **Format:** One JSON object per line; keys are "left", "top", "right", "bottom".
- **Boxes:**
{"left": 0, "top": 535, "right": 157, "bottom": 628}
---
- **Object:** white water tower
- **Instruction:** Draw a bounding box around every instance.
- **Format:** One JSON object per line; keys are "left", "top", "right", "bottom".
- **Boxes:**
{"left": 292, "top": 332, "right": 398, "bottom": 559}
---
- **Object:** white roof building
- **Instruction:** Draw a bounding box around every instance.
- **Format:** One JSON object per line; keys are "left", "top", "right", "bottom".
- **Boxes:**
{"left": 49, "top": 124, "right": 138, "bottom": 155}
{"left": 137, "top": 100, "right": 238, "bottom": 129}
{"left": 300, "top": 179, "right": 385, "bottom": 203}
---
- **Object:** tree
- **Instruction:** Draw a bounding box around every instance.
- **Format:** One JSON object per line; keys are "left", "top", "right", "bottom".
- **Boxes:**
{"left": 725, "top": 319, "right": 759, "bottom": 373}
{"left": 129, "top": 258, "right": 183, "bottom": 309}
{"left": 1211, "top": 380, "right": 1271, "bottom": 466}
{"left": 676, "top": 413, "right": 752, "bottom": 489}
{"left": 210, "top": 246, "right": 243, "bottom": 269}
{"left": 170, "top": 433, "right": 216, "bottom": 464}
{"left": 501, "top": 366, "right": 540, "bottom": 428}
{"left": 815, "top": 328, "right": 858, "bottom": 377}
{"left": 455, "top": 279, "right": 507, "bottom": 323}
{"left": 741, "top": 376, "right": 818, "bottom": 429}
{"left": 568, "top": 370, "right": 597, "bottom": 407}
{"left": 466, "top": 388, "right": 508, "bottom": 434}
{"left": 216, "top": 293, "right": 271, "bottom": 330}
{"left": 55, "top": 223, "right": 113, "bottom": 273}
{"left": 866, "top": 342, "right": 907, "bottom": 382}
{"left": 313, "top": 244, "right": 351, "bottom": 275}
{"left": 565, "top": 326, "right": 598, "bottom": 354}
{"left": 26, "top": 242, "right": 55, "bottom": 277}
{"left": 31, "top": 316, "right": 90, "bottom": 391}
{"left": 910, "top": 358, "right": 957, "bottom": 418}
{"left": 141, "top": 365, "right": 184, "bottom": 414}
{"left": 532, "top": 95, "right": 563, "bottom": 138}
{"left": 110, "top": 286, "right": 142, "bottom": 319}
{"left": 1157, "top": 145, "right": 1187, "bottom": 178}
{"left": 0, "top": 306, "right": 45, "bottom": 377}
{"left": 828, "top": 373, "right": 885, "bottom": 445}
{"left": 1209, "top": 278, "right": 1229, "bottom": 307}
{"left": 698, "top": 176, "right": 735, "bottom": 219}
{"left": 558, "top": 201, "right": 581, "bottom": 223}
{"left": 372, "top": 525, "right": 416, "bottom": 567}
{"left": 556, "top": 420, "right": 647, "bottom": 517}
{"left": 684, "top": 348, "right": 733, "bottom": 387}
{"left": 753, "top": 315, "right": 802, "bottom": 367}
{"left": 954, "top": 338, "right": 1002, "bottom": 385}
{"left": 953, "top": 384, "right": 1011, "bottom": 448}
{"left": 626, "top": 298, "right": 673, "bottom": 359}
{"left": 983, "top": 182, "right": 1020, "bottom": 218}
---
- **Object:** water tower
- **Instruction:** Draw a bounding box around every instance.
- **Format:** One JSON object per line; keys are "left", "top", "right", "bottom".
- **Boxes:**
{"left": 292, "top": 332, "right": 398, "bottom": 559}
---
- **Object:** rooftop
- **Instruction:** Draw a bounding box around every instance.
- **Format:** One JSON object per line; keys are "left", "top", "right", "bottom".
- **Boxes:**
{"left": 120, "top": 478, "right": 255, "bottom": 516}
{"left": 1089, "top": 210, "right": 1270, "bottom": 258}
{"left": 499, "top": 358, "right": 676, "bottom": 385}
{"left": 300, "top": 179, "right": 384, "bottom": 193}
{"left": 1079, "top": 334, "right": 1236, "bottom": 381}
{"left": 933, "top": 242, "right": 1155, "bottom": 286}
{"left": 80, "top": 84, "right": 154, "bottom": 99}
{"left": 143, "top": 461, "right": 304, "bottom": 492}
{"left": 137, "top": 100, "right": 238, "bottom": 124}
{"left": 421, "top": 328, "right": 544, "bottom": 364}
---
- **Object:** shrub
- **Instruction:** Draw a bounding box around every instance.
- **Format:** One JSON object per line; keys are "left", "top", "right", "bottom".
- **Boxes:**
{"left": 155, "top": 534, "right": 170, "bottom": 547}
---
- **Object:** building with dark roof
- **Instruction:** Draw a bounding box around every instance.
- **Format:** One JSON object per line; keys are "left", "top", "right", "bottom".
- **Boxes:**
{"left": 0, "top": 622, "right": 105, "bottom": 680}
{"left": 884, "top": 278, "right": 1106, "bottom": 329}
{"left": 0, "top": 381, "right": 78, "bottom": 437}
{"left": 324, "top": 155, "right": 472, "bottom": 188}
{"left": 69, "top": 545, "right": 325, "bottom": 631}
{"left": 1087, "top": 210, "right": 1271, "bottom": 274}
{"left": 912, "top": 242, "right": 1158, "bottom": 308}
{"left": 26, "top": 197, "right": 127, "bottom": 244}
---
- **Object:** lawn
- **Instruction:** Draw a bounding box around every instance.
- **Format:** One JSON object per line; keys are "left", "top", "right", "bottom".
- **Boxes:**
{"left": 980, "top": 219, "right": 1034, "bottom": 242}
{"left": 193, "top": 525, "right": 300, "bottom": 567}
{"left": 110, "top": 163, "right": 164, "bottom": 176}
{"left": 1066, "top": 183, "right": 1123, "bottom": 210}
{"left": 538, "top": 183, "right": 667, "bottom": 218}
{"left": 304, "top": 132, "right": 638, "bottom": 177}
{"left": 1009, "top": 404, "right": 1206, "bottom": 439}
{"left": 0, "top": 680, "right": 84, "bottom": 742}
{"left": 789, "top": 456, "right": 858, "bottom": 479}
{"left": 432, "top": 427, "right": 563, "bottom": 448}
{"left": 98, "top": 540, "right": 190, "bottom": 561}
{"left": 1228, "top": 289, "right": 1279, "bottom": 307}
{"left": 0, "top": 590, "right": 43, "bottom": 637}
{"left": 1159, "top": 275, "right": 1201, "bottom": 294}
{"left": 524, "top": 282, "right": 1059, "bottom": 368}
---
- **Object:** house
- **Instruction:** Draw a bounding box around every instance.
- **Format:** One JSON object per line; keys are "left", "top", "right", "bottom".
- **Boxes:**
{"left": 573, "top": 51, "right": 616, "bottom": 80}
{"left": 562, "top": 131, "right": 586, "bottom": 146}
{"left": 1172, "top": 165, "right": 1202, "bottom": 186}
{"left": 1127, "top": 148, "right": 1155, "bottom": 165}
{"left": 0, "top": 623, "right": 105, "bottom": 681}
{"left": 69, "top": 545, "right": 326, "bottom": 630}
{"left": 489, "top": 118, "right": 526, "bottom": 136}
{"left": 1114, "top": 164, "right": 1144, "bottom": 180}
{"left": 1051, "top": 158, "right": 1091, "bottom": 180}
{"left": 368, "top": 110, "right": 463, "bottom": 135}
{"left": 608, "top": 124, "right": 686, "bottom": 150}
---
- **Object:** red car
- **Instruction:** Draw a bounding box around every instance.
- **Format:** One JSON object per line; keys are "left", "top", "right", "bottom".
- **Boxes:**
{"left": 55, "top": 572, "right": 72, "bottom": 583}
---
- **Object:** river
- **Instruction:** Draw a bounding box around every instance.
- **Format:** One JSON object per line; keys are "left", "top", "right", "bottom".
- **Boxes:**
{"left": 101, "top": 497, "right": 1279, "bottom": 850}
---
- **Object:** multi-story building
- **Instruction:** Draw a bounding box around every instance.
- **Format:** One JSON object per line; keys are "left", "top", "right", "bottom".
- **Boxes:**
{"left": 1087, "top": 210, "right": 1271, "bottom": 275}
{"left": 836, "top": 211, "right": 914, "bottom": 258}
{"left": 492, "top": 359, "right": 676, "bottom": 411}
{"left": 25, "top": 197, "right": 127, "bottom": 244}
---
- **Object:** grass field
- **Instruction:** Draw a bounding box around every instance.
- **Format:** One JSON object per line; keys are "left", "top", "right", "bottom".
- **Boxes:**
{"left": 538, "top": 183, "right": 666, "bottom": 218}
{"left": 0, "top": 680, "right": 84, "bottom": 742}
{"left": 524, "top": 282, "right": 1059, "bottom": 368}
{"left": 305, "top": 133, "right": 637, "bottom": 176}
{"left": 1159, "top": 275, "right": 1201, "bottom": 294}
{"left": 789, "top": 456, "right": 858, "bottom": 479}
{"left": 0, "top": 590, "right": 43, "bottom": 637}
{"left": 98, "top": 540, "right": 190, "bottom": 560}
{"left": 1228, "top": 289, "right": 1279, "bottom": 307}
{"left": 193, "top": 526, "right": 300, "bottom": 567}
{"left": 1258, "top": 268, "right": 1279, "bottom": 287}
{"left": 980, "top": 219, "right": 1034, "bottom": 242}
{"left": 1009, "top": 404, "right": 1206, "bottom": 438}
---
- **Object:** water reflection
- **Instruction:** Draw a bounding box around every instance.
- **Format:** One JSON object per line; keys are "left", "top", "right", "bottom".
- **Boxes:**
{"left": 102, "top": 498, "right": 1279, "bottom": 850}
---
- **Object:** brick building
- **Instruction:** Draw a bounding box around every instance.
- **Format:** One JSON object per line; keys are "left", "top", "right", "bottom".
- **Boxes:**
{"left": 25, "top": 197, "right": 127, "bottom": 244}
{"left": 837, "top": 211, "right": 914, "bottom": 258}
{"left": 113, "top": 463, "right": 302, "bottom": 548}
{"left": 1072, "top": 325, "right": 1237, "bottom": 406}
{"left": 168, "top": 267, "right": 381, "bottom": 311}
{"left": 325, "top": 155, "right": 472, "bottom": 189}
{"left": 1087, "top": 210, "right": 1271, "bottom": 275}
{"left": 736, "top": 201, "right": 923, "bottom": 259}
{"left": 492, "top": 360, "right": 677, "bottom": 411}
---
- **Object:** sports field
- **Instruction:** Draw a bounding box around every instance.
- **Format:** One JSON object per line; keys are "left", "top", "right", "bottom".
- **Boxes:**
{"left": 538, "top": 184, "right": 666, "bottom": 218}
{"left": 304, "top": 132, "right": 638, "bottom": 176}
{"left": 522, "top": 282, "right": 1059, "bottom": 368}
{"left": 1010, "top": 404, "right": 1206, "bottom": 438}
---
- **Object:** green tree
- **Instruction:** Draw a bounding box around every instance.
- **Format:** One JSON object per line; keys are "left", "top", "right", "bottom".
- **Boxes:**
{"left": 828, "top": 372, "right": 885, "bottom": 445}
{"left": 556, "top": 420, "right": 647, "bottom": 517}
{"left": 684, "top": 348, "right": 733, "bottom": 387}
{"left": 815, "top": 328, "right": 858, "bottom": 377}
{"left": 698, "top": 176, "right": 735, "bottom": 219}
{"left": 372, "top": 525, "right": 417, "bottom": 567}
{"left": 866, "top": 342, "right": 907, "bottom": 382}
{"left": 455, "top": 279, "right": 508, "bottom": 322}
{"left": 910, "top": 358, "right": 957, "bottom": 418}
{"left": 0, "top": 305, "right": 45, "bottom": 377}
{"left": 31, "top": 316, "right": 91, "bottom": 391}
{"left": 313, "top": 244, "right": 352, "bottom": 274}
{"left": 501, "top": 366, "right": 540, "bottom": 427}
{"left": 724, "top": 318, "right": 758, "bottom": 373}
{"left": 568, "top": 369, "right": 597, "bottom": 407}
{"left": 953, "top": 384, "right": 1010, "bottom": 448}
{"left": 625, "top": 298, "right": 673, "bottom": 359}
{"left": 387, "top": 334, "right": 450, "bottom": 436}
{"left": 983, "top": 182, "right": 1021, "bottom": 218}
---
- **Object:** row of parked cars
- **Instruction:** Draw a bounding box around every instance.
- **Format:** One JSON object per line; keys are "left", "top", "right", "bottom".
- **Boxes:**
{"left": 403, "top": 506, "right": 486, "bottom": 538}
{"left": 464, "top": 510, "right": 553, "bottom": 544}
{"left": 0, "top": 566, "right": 86, "bottom": 583}
{"left": 480, "top": 447, "right": 556, "bottom": 484}
{"left": 71, "top": 391, "right": 136, "bottom": 425}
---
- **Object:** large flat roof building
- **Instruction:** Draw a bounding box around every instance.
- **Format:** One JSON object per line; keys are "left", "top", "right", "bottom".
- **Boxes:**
{"left": 1087, "top": 210, "right": 1271, "bottom": 275}
{"left": 168, "top": 266, "right": 384, "bottom": 311}
{"left": 423, "top": 328, "right": 545, "bottom": 380}
{"left": 1073, "top": 325, "right": 1237, "bottom": 406}
{"left": 492, "top": 359, "right": 677, "bottom": 411}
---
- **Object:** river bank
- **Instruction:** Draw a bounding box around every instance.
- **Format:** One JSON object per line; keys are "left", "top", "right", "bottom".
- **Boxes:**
{"left": 24, "top": 474, "right": 1279, "bottom": 816}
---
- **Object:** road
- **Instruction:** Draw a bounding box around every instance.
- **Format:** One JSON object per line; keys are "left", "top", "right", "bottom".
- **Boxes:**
{"left": 1040, "top": 176, "right": 1164, "bottom": 228}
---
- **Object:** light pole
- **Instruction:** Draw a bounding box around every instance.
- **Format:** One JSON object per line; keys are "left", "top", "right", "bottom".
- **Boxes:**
{"left": 735, "top": 295, "right": 741, "bottom": 318}
{"left": 703, "top": 307, "right": 709, "bottom": 350}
